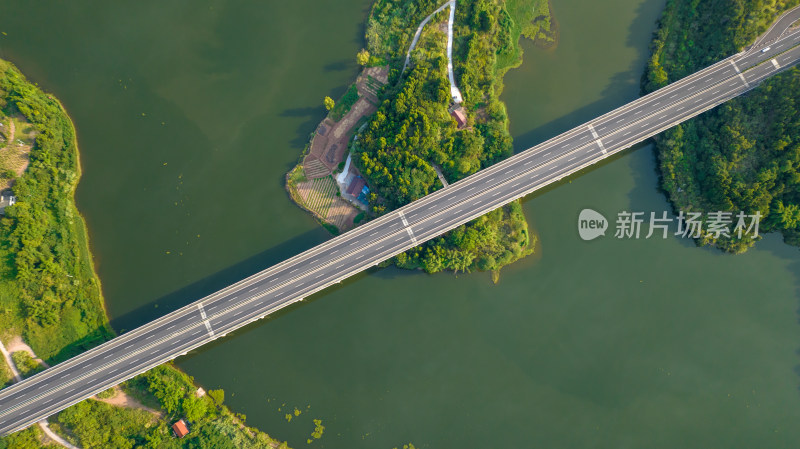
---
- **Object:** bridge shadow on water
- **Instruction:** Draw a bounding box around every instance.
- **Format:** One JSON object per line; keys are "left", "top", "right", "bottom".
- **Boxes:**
{"left": 108, "top": 227, "right": 350, "bottom": 335}
{"left": 174, "top": 262, "right": 433, "bottom": 363}
{"left": 174, "top": 266, "right": 378, "bottom": 362}
{"left": 101, "top": 222, "right": 407, "bottom": 364}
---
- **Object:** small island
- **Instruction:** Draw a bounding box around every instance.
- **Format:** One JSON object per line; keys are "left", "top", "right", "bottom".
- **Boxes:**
{"left": 287, "top": 0, "right": 556, "bottom": 280}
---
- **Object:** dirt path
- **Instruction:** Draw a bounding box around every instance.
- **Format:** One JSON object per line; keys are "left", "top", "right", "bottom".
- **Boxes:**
{"left": 6, "top": 335, "right": 50, "bottom": 368}
{"left": 402, "top": 0, "right": 454, "bottom": 74}
{"left": 401, "top": 0, "right": 462, "bottom": 102}
{"left": 92, "top": 386, "right": 161, "bottom": 417}
{"left": 0, "top": 338, "right": 22, "bottom": 382}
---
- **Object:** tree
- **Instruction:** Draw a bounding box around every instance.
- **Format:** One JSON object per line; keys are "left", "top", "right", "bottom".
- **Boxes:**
{"left": 0, "top": 427, "right": 41, "bottom": 449}
{"left": 182, "top": 395, "right": 208, "bottom": 422}
{"left": 324, "top": 96, "right": 335, "bottom": 111}
{"left": 187, "top": 425, "right": 238, "bottom": 449}
{"left": 357, "top": 48, "right": 370, "bottom": 66}
{"left": 207, "top": 389, "right": 224, "bottom": 406}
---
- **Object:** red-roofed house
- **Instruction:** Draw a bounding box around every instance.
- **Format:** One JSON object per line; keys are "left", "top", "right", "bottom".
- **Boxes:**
{"left": 450, "top": 106, "right": 467, "bottom": 128}
{"left": 346, "top": 177, "right": 366, "bottom": 196}
{"left": 172, "top": 419, "right": 189, "bottom": 438}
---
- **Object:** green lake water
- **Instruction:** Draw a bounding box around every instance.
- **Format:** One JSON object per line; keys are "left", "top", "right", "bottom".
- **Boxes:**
{"left": 2, "top": 0, "right": 800, "bottom": 447}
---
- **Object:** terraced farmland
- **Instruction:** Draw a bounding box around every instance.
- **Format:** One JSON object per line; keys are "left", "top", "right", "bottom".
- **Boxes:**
{"left": 293, "top": 175, "right": 360, "bottom": 232}
{"left": 303, "top": 177, "right": 337, "bottom": 218}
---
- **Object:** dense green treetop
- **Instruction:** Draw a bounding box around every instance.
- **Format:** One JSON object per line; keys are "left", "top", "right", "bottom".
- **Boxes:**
{"left": 356, "top": 0, "right": 536, "bottom": 275}
{"left": 645, "top": 0, "right": 800, "bottom": 252}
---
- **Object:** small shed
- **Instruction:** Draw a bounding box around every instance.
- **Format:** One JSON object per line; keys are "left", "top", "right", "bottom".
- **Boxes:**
{"left": 357, "top": 184, "right": 370, "bottom": 205}
{"left": 0, "top": 192, "right": 16, "bottom": 215}
{"left": 172, "top": 419, "right": 189, "bottom": 438}
{"left": 450, "top": 106, "right": 467, "bottom": 128}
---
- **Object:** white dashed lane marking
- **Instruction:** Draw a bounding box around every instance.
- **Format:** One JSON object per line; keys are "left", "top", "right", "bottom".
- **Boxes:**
{"left": 197, "top": 304, "right": 215, "bottom": 338}
{"left": 398, "top": 211, "right": 417, "bottom": 243}
{"left": 730, "top": 60, "right": 751, "bottom": 88}
{"left": 587, "top": 124, "right": 607, "bottom": 154}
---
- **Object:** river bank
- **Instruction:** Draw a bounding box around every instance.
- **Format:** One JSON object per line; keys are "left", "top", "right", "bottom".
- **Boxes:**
{"left": 0, "top": 58, "right": 112, "bottom": 363}
{"left": 0, "top": 58, "right": 290, "bottom": 448}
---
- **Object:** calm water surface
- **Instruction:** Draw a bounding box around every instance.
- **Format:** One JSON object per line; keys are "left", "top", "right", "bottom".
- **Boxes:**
{"left": 2, "top": 0, "right": 800, "bottom": 447}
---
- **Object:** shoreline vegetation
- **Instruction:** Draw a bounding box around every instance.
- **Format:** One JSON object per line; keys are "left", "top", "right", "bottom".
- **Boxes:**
{"left": 0, "top": 59, "right": 291, "bottom": 449}
{"left": 644, "top": 0, "right": 800, "bottom": 253}
{"left": 287, "top": 0, "right": 555, "bottom": 281}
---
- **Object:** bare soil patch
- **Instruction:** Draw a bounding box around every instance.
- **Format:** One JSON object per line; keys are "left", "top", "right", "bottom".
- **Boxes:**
{"left": 7, "top": 335, "right": 49, "bottom": 368}
{"left": 93, "top": 386, "right": 162, "bottom": 417}
{"left": 302, "top": 66, "right": 388, "bottom": 177}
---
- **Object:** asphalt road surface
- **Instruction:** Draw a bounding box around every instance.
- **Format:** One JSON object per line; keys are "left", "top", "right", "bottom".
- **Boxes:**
{"left": 751, "top": 4, "right": 800, "bottom": 49}
{"left": 3, "top": 10, "right": 800, "bottom": 436}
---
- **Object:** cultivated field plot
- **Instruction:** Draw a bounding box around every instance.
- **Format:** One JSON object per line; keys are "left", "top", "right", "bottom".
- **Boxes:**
{"left": 295, "top": 176, "right": 358, "bottom": 231}
{"left": 299, "top": 177, "right": 337, "bottom": 218}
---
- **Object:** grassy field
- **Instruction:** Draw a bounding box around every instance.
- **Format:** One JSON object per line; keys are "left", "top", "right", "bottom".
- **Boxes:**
{"left": 287, "top": 163, "right": 359, "bottom": 233}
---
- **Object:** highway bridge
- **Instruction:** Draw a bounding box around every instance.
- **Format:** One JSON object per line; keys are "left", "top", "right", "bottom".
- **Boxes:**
{"left": 3, "top": 10, "right": 800, "bottom": 435}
